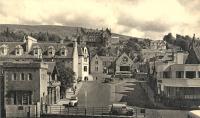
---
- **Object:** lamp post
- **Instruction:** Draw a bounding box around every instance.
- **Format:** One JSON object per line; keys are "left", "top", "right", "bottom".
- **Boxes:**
{"left": 84, "top": 83, "right": 87, "bottom": 115}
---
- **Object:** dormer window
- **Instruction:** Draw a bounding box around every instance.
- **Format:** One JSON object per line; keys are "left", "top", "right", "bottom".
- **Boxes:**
{"left": 60, "top": 46, "right": 67, "bottom": 56}
{"left": 33, "top": 45, "right": 42, "bottom": 58}
{"left": 15, "top": 45, "right": 23, "bottom": 56}
{"left": 48, "top": 46, "right": 55, "bottom": 56}
{"left": 0, "top": 44, "right": 8, "bottom": 56}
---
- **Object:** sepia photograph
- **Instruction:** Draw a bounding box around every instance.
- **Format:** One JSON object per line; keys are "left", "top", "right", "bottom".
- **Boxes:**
{"left": 0, "top": 0, "right": 200, "bottom": 118}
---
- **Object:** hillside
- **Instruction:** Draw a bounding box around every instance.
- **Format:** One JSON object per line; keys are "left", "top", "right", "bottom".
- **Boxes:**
{"left": 0, "top": 24, "right": 142, "bottom": 42}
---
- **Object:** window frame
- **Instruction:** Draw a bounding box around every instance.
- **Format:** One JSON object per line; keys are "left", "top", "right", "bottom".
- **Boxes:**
{"left": 12, "top": 73, "right": 17, "bottom": 81}
{"left": 20, "top": 73, "right": 25, "bottom": 81}
{"left": 84, "top": 66, "right": 87, "bottom": 72}
{"left": 28, "top": 73, "right": 32, "bottom": 81}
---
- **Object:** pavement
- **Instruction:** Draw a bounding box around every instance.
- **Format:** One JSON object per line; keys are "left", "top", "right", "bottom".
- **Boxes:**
{"left": 57, "top": 82, "right": 83, "bottom": 105}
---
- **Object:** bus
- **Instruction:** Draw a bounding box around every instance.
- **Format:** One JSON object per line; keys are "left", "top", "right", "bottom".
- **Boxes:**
{"left": 188, "top": 110, "right": 200, "bottom": 118}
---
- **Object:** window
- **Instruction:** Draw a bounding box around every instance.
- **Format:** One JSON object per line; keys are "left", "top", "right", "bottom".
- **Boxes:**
{"left": 103, "top": 67, "right": 107, "bottom": 73}
{"left": 0, "top": 45, "right": 8, "bottom": 55}
{"left": 176, "top": 71, "right": 184, "bottom": 78}
{"left": 120, "top": 66, "right": 130, "bottom": 71}
{"left": 95, "top": 61, "right": 98, "bottom": 64}
{"left": 20, "top": 73, "right": 25, "bottom": 80}
{"left": 163, "top": 71, "right": 170, "bottom": 78}
{"left": 61, "top": 51, "right": 65, "bottom": 56}
{"left": 84, "top": 66, "right": 87, "bottom": 72}
{"left": 12, "top": 73, "right": 17, "bottom": 80}
{"left": 49, "top": 51, "right": 52, "bottom": 55}
{"left": 48, "top": 46, "right": 55, "bottom": 56}
{"left": 34, "top": 50, "right": 38, "bottom": 55}
{"left": 198, "top": 72, "right": 200, "bottom": 78}
{"left": 186, "top": 71, "right": 196, "bottom": 78}
{"left": 15, "top": 45, "right": 23, "bottom": 56}
{"left": 84, "top": 58, "right": 87, "bottom": 62}
{"left": 10, "top": 91, "right": 32, "bottom": 105}
{"left": 16, "top": 50, "right": 19, "bottom": 54}
{"left": 28, "top": 73, "right": 32, "bottom": 80}
{"left": 95, "top": 66, "right": 98, "bottom": 71}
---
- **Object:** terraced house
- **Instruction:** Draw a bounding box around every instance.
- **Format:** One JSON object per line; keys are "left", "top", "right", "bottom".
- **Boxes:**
{"left": 0, "top": 35, "right": 90, "bottom": 82}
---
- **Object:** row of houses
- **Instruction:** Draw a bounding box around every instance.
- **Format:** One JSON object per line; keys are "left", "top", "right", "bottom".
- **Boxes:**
{"left": 0, "top": 35, "right": 90, "bottom": 117}
{"left": 149, "top": 35, "right": 200, "bottom": 108}
{"left": 0, "top": 35, "right": 142, "bottom": 117}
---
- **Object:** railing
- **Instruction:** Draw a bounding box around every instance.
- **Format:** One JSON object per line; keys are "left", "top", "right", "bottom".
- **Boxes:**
{"left": 47, "top": 105, "right": 110, "bottom": 116}
{"left": 48, "top": 81, "right": 61, "bottom": 87}
{"left": 44, "top": 105, "right": 146, "bottom": 118}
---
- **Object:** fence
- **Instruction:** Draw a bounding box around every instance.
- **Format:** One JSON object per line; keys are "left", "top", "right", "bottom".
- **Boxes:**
{"left": 44, "top": 105, "right": 146, "bottom": 118}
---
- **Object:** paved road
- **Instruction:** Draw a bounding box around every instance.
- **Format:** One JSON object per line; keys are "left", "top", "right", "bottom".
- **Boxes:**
{"left": 77, "top": 79, "right": 188, "bottom": 118}
{"left": 77, "top": 80, "right": 111, "bottom": 107}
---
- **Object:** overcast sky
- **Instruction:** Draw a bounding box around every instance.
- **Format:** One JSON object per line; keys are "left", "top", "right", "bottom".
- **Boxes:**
{"left": 0, "top": 0, "right": 199, "bottom": 40}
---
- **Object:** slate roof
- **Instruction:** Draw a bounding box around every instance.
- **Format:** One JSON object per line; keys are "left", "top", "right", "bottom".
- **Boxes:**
{"left": 193, "top": 44, "right": 200, "bottom": 62}
{"left": 0, "top": 41, "right": 76, "bottom": 59}
{"left": 99, "top": 56, "right": 116, "bottom": 62}
{"left": 0, "top": 42, "right": 25, "bottom": 55}
{"left": 31, "top": 43, "right": 74, "bottom": 58}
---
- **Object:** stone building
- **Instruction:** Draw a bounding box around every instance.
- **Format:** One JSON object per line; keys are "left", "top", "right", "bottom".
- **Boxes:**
{"left": 90, "top": 54, "right": 116, "bottom": 80}
{"left": 115, "top": 53, "right": 133, "bottom": 78}
{"left": 0, "top": 35, "right": 90, "bottom": 82}
{"left": 2, "top": 61, "right": 60, "bottom": 117}
{"left": 150, "top": 40, "right": 166, "bottom": 50}
{"left": 77, "top": 28, "right": 111, "bottom": 47}
{"left": 78, "top": 46, "right": 90, "bottom": 81}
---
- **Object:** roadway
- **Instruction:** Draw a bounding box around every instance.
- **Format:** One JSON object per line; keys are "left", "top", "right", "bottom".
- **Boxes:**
{"left": 77, "top": 78, "right": 188, "bottom": 118}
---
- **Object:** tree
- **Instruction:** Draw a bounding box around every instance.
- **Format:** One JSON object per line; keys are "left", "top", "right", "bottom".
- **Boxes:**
{"left": 57, "top": 63, "right": 75, "bottom": 98}
{"left": 163, "top": 33, "right": 175, "bottom": 44}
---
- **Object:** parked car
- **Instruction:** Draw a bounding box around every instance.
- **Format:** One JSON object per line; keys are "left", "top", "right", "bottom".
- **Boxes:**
{"left": 110, "top": 103, "right": 134, "bottom": 116}
{"left": 69, "top": 97, "right": 78, "bottom": 107}
{"left": 104, "top": 77, "right": 114, "bottom": 83}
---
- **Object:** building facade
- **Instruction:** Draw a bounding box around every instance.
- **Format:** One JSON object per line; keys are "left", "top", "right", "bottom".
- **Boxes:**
{"left": 156, "top": 63, "right": 200, "bottom": 107}
{"left": 115, "top": 53, "right": 133, "bottom": 78}
{"left": 0, "top": 35, "right": 89, "bottom": 82}
{"left": 77, "top": 28, "right": 111, "bottom": 47}
{"left": 150, "top": 40, "right": 166, "bottom": 50}
{"left": 78, "top": 47, "right": 90, "bottom": 81}
{"left": 90, "top": 54, "right": 116, "bottom": 80}
{"left": 2, "top": 61, "right": 61, "bottom": 117}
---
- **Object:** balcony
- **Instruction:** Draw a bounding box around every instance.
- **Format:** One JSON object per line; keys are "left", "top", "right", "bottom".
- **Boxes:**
{"left": 157, "top": 78, "right": 200, "bottom": 87}
{"left": 48, "top": 81, "right": 61, "bottom": 87}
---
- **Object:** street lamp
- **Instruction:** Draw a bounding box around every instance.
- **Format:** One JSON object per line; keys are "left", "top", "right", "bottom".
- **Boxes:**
{"left": 84, "top": 84, "right": 87, "bottom": 116}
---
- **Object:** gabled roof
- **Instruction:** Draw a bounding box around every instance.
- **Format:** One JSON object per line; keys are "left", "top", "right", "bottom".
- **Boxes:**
{"left": 115, "top": 52, "right": 134, "bottom": 64}
{"left": 46, "top": 62, "right": 59, "bottom": 75}
{"left": 186, "top": 37, "right": 200, "bottom": 64}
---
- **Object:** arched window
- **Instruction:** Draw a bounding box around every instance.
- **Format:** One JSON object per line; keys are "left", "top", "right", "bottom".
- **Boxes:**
{"left": 0, "top": 44, "right": 8, "bottom": 56}
{"left": 84, "top": 48, "right": 87, "bottom": 54}
{"left": 48, "top": 46, "right": 55, "bottom": 56}
{"left": 15, "top": 45, "right": 23, "bottom": 56}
